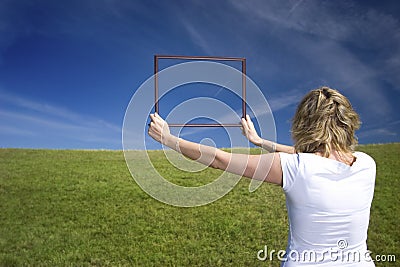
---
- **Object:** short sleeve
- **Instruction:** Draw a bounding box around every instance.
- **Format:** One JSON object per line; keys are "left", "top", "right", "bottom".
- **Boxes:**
{"left": 279, "top": 152, "right": 300, "bottom": 192}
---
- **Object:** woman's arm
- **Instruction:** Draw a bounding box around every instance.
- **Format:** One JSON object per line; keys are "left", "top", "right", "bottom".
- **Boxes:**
{"left": 241, "top": 115, "right": 295, "bottom": 154}
{"left": 148, "top": 113, "right": 283, "bottom": 185}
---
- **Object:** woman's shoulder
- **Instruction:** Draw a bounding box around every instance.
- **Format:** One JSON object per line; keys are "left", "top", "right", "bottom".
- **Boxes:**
{"left": 280, "top": 151, "right": 376, "bottom": 169}
{"left": 353, "top": 151, "right": 376, "bottom": 169}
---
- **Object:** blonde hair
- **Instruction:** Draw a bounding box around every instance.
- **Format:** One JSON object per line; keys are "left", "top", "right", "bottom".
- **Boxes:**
{"left": 291, "top": 86, "right": 361, "bottom": 157}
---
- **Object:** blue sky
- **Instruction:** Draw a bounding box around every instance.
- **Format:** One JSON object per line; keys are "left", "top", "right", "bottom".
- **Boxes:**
{"left": 0, "top": 0, "right": 399, "bottom": 149}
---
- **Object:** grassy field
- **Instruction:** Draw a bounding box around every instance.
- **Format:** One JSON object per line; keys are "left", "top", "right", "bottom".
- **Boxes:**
{"left": 0, "top": 144, "right": 399, "bottom": 266}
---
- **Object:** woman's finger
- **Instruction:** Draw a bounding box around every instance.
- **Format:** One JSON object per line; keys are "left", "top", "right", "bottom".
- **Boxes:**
{"left": 246, "top": 115, "right": 255, "bottom": 128}
{"left": 246, "top": 115, "right": 252, "bottom": 126}
{"left": 247, "top": 115, "right": 258, "bottom": 131}
{"left": 155, "top": 113, "right": 166, "bottom": 125}
{"left": 150, "top": 114, "right": 161, "bottom": 126}
{"left": 155, "top": 112, "right": 164, "bottom": 121}
{"left": 241, "top": 118, "right": 249, "bottom": 131}
{"left": 246, "top": 114, "right": 252, "bottom": 123}
{"left": 246, "top": 114, "right": 253, "bottom": 124}
{"left": 240, "top": 127, "right": 246, "bottom": 136}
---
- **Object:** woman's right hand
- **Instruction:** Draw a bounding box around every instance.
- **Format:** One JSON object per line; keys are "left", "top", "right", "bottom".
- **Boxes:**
{"left": 148, "top": 113, "right": 172, "bottom": 145}
{"left": 241, "top": 115, "right": 262, "bottom": 146}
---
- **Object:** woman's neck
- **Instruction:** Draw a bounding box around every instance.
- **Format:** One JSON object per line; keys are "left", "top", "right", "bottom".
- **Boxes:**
{"left": 315, "top": 149, "right": 356, "bottom": 166}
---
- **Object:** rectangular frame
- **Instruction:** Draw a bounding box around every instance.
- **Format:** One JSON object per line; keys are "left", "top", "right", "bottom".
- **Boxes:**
{"left": 154, "top": 54, "right": 246, "bottom": 127}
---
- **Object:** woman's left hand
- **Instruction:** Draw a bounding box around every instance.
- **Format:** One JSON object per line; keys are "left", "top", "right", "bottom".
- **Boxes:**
{"left": 148, "top": 113, "right": 172, "bottom": 145}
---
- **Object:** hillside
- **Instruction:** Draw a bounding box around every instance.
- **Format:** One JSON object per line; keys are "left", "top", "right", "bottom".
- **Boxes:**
{"left": 0, "top": 144, "right": 398, "bottom": 266}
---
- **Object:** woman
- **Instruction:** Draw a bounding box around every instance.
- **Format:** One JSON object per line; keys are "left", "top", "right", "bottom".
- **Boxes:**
{"left": 148, "top": 86, "right": 376, "bottom": 266}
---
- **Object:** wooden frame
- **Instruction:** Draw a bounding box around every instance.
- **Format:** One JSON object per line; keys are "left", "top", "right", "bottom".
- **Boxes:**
{"left": 154, "top": 55, "right": 246, "bottom": 127}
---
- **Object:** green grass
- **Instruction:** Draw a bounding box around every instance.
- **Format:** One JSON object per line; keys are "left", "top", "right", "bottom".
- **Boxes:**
{"left": 0, "top": 144, "right": 399, "bottom": 266}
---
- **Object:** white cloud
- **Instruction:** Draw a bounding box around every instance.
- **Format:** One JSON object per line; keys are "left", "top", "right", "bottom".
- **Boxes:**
{"left": 358, "top": 128, "right": 397, "bottom": 139}
{"left": 0, "top": 125, "right": 36, "bottom": 137}
{"left": 0, "top": 90, "right": 121, "bottom": 148}
{"left": 182, "top": 22, "right": 214, "bottom": 55}
{"left": 266, "top": 90, "right": 302, "bottom": 112}
{"left": 228, "top": 0, "right": 399, "bottom": 119}
{"left": 358, "top": 120, "right": 400, "bottom": 137}
{"left": 230, "top": 0, "right": 400, "bottom": 47}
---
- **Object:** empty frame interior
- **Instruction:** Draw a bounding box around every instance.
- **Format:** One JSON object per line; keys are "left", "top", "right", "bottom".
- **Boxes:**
{"left": 154, "top": 55, "right": 246, "bottom": 127}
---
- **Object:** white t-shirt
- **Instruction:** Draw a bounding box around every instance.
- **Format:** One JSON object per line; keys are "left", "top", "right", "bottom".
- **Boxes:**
{"left": 279, "top": 152, "right": 376, "bottom": 266}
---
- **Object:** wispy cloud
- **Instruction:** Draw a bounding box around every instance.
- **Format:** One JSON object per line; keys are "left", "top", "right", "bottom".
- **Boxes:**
{"left": 358, "top": 128, "right": 397, "bottom": 139}
{"left": 230, "top": 0, "right": 400, "bottom": 47}
{"left": 0, "top": 90, "right": 121, "bottom": 148}
{"left": 228, "top": 0, "right": 399, "bottom": 120}
{"left": 182, "top": 22, "right": 214, "bottom": 55}
{"left": 175, "top": 0, "right": 398, "bottom": 121}
{"left": 357, "top": 120, "right": 400, "bottom": 140}
{"left": 266, "top": 90, "right": 302, "bottom": 112}
{"left": 0, "top": 125, "right": 36, "bottom": 137}
{"left": 1, "top": 0, "right": 398, "bottom": 148}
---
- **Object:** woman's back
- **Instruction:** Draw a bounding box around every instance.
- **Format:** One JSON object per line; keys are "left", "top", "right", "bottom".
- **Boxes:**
{"left": 280, "top": 152, "right": 376, "bottom": 266}
{"left": 148, "top": 86, "right": 377, "bottom": 266}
